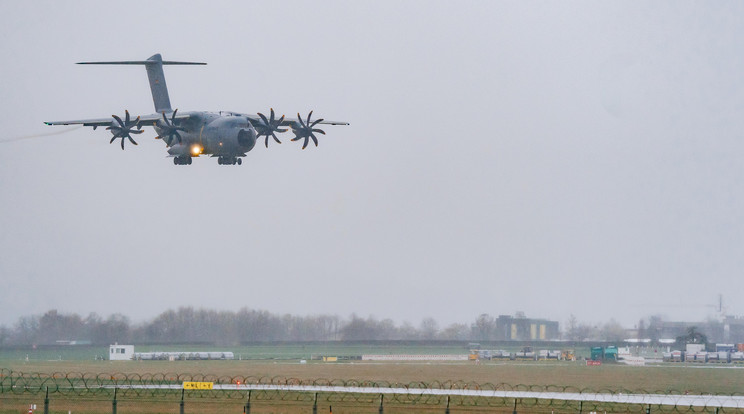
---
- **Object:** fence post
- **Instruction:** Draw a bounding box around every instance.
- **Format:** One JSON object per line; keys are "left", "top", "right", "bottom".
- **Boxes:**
{"left": 112, "top": 387, "right": 117, "bottom": 414}
{"left": 244, "top": 390, "right": 251, "bottom": 414}
{"left": 513, "top": 398, "right": 518, "bottom": 414}
{"left": 312, "top": 392, "right": 318, "bottom": 414}
{"left": 43, "top": 387, "right": 49, "bottom": 414}
{"left": 578, "top": 400, "right": 583, "bottom": 414}
{"left": 179, "top": 388, "right": 185, "bottom": 414}
{"left": 645, "top": 404, "right": 650, "bottom": 414}
{"left": 445, "top": 395, "right": 450, "bottom": 414}
{"left": 379, "top": 394, "right": 384, "bottom": 414}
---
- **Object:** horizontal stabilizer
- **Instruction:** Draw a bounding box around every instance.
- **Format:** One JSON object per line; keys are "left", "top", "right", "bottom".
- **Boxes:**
{"left": 75, "top": 54, "right": 204, "bottom": 112}
{"left": 77, "top": 61, "right": 206, "bottom": 65}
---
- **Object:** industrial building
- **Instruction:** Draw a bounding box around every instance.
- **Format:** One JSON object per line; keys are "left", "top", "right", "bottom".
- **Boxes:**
{"left": 643, "top": 316, "right": 744, "bottom": 344}
{"left": 496, "top": 315, "right": 560, "bottom": 340}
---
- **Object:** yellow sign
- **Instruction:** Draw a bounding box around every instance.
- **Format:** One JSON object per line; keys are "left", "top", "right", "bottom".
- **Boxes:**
{"left": 183, "top": 381, "right": 213, "bottom": 390}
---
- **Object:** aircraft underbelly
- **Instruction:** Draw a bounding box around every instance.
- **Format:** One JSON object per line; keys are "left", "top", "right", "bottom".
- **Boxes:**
{"left": 203, "top": 131, "right": 244, "bottom": 155}
{"left": 164, "top": 129, "right": 254, "bottom": 157}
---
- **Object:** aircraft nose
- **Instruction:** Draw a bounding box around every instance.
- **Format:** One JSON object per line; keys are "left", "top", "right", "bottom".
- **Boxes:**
{"left": 237, "top": 128, "right": 256, "bottom": 149}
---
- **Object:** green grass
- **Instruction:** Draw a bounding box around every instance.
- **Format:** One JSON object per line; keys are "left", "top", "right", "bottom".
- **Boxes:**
{"left": 0, "top": 343, "right": 586, "bottom": 362}
{"left": 0, "top": 343, "right": 474, "bottom": 362}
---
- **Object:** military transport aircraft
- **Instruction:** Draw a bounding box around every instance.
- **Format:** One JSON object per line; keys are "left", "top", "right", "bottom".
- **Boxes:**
{"left": 45, "top": 54, "right": 348, "bottom": 165}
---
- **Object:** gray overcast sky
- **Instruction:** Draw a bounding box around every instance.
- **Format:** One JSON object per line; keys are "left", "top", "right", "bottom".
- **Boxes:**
{"left": 1, "top": 1, "right": 743, "bottom": 329}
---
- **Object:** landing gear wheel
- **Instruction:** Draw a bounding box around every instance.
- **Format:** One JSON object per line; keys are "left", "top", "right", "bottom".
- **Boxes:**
{"left": 174, "top": 156, "right": 192, "bottom": 165}
{"left": 218, "top": 156, "right": 241, "bottom": 165}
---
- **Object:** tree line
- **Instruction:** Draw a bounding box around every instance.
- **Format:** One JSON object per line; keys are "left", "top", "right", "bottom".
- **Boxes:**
{"left": 0, "top": 308, "right": 721, "bottom": 347}
{"left": 2, "top": 308, "right": 477, "bottom": 346}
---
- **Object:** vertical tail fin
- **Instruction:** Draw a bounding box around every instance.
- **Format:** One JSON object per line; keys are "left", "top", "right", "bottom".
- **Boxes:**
{"left": 145, "top": 54, "right": 172, "bottom": 113}
{"left": 77, "top": 54, "right": 206, "bottom": 114}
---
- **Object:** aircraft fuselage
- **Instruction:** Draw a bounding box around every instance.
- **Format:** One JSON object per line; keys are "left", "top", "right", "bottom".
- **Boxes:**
{"left": 158, "top": 111, "right": 257, "bottom": 163}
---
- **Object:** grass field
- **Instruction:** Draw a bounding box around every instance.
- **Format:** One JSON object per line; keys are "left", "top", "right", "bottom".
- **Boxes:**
{"left": 0, "top": 343, "right": 483, "bottom": 362}
{"left": 3, "top": 345, "right": 744, "bottom": 413}
{"left": 3, "top": 358, "right": 744, "bottom": 394}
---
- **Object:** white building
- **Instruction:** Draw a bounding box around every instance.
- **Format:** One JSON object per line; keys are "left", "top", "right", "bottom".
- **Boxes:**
{"left": 109, "top": 344, "right": 134, "bottom": 360}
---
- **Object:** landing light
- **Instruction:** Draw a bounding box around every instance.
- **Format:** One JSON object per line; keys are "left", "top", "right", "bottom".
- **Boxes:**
{"left": 191, "top": 145, "right": 203, "bottom": 156}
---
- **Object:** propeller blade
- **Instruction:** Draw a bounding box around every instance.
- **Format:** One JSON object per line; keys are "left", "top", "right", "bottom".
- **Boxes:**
{"left": 310, "top": 133, "right": 318, "bottom": 147}
{"left": 110, "top": 111, "right": 145, "bottom": 150}
{"left": 129, "top": 115, "right": 141, "bottom": 128}
{"left": 257, "top": 109, "right": 289, "bottom": 147}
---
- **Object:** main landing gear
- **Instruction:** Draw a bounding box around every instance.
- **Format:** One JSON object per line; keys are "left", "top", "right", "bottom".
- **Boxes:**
{"left": 174, "top": 156, "right": 192, "bottom": 165}
{"left": 218, "top": 156, "right": 242, "bottom": 165}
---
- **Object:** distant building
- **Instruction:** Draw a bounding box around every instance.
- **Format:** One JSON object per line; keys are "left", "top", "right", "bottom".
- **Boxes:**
{"left": 646, "top": 317, "right": 744, "bottom": 344}
{"left": 724, "top": 316, "right": 744, "bottom": 343}
{"left": 496, "top": 315, "right": 559, "bottom": 340}
{"left": 109, "top": 344, "right": 134, "bottom": 360}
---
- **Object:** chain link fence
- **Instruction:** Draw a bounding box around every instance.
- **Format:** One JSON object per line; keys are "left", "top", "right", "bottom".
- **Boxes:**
{"left": 2, "top": 368, "right": 743, "bottom": 413}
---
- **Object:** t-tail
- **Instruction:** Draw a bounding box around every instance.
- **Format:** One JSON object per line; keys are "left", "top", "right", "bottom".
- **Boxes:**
{"left": 77, "top": 54, "right": 206, "bottom": 114}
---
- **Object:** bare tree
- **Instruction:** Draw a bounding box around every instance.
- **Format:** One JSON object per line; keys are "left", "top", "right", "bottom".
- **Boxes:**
{"left": 419, "top": 317, "right": 439, "bottom": 340}
{"left": 440, "top": 323, "right": 470, "bottom": 340}
{"left": 472, "top": 314, "right": 495, "bottom": 341}
{"left": 600, "top": 319, "right": 626, "bottom": 341}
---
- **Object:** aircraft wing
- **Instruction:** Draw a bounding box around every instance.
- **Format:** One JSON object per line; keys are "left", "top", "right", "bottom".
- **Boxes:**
{"left": 45, "top": 112, "right": 192, "bottom": 127}
{"left": 308, "top": 119, "right": 350, "bottom": 126}
{"left": 244, "top": 114, "right": 349, "bottom": 126}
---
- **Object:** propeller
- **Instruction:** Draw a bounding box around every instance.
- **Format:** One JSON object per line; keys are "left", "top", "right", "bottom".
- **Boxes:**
{"left": 291, "top": 111, "right": 325, "bottom": 149}
{"left": 254, "top": 108, "right": 287, "bottom": 147}
{"left": 106, "top": 110, "right": 143, "bottom": 150}
{"left": 156, "top": 109, "right": 186, "bottom": 146}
